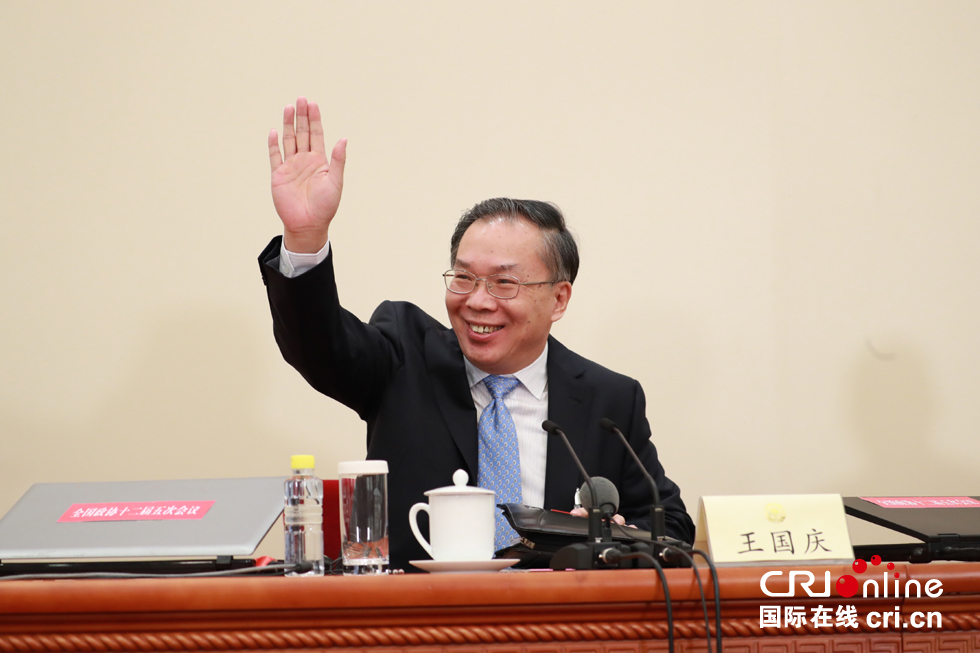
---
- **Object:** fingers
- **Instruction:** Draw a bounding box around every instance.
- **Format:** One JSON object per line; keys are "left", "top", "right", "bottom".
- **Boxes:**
{"left": 295, "top": 97, "right": 310, "bottom": 153}
{"left": 568, "top": 507, "right": 627, "bottom": 527}
{"left": 268, "top": 129, "right": 282, "bottom": 172}
{"left": 282, "top": 105, "right": 297, "bottom": 158}
{"left": 309, "top": 101, "right": 326, "bottom": 154}
{"left": 274, "top": 98, "right": 336, "bottom": 171}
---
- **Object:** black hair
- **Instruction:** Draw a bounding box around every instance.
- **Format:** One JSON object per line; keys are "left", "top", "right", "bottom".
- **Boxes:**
{"left": 449, "top": 198, "right": 579, "bottom": 284}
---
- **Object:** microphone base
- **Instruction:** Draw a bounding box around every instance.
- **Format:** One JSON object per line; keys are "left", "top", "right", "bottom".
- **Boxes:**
{"left": 630, "top": 539, "right": 693, "bottom": 568}
{"left": 549, "top": 542, "right": 632, "bottom": 570}
{"left": 547, "top": 539, "right": 694, "bottom": 570}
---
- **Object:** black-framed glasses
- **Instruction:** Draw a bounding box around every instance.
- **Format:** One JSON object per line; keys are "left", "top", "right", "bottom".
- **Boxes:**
{"left": 443, "top": 269, "right": 556, "bottom": 300}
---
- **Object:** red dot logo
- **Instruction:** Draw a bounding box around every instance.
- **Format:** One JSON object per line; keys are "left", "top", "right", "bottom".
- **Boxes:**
{"left": 852, "top": 558, "right": 867, "bottom": 573}
{"left": 836, "top": 574, "right": 859, "bottom": 598}
{"left": 870, "top": 555, "right": 881, "bottom": 566}
{"left": 887, "top": 562, "right": 895, "bottom": 570}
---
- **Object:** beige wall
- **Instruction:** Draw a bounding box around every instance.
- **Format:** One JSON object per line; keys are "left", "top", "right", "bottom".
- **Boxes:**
{"left": 2, "top": 2, "right": 978, "bottom": 558}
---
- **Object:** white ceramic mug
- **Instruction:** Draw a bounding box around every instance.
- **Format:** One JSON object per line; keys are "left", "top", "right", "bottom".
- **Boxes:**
{"left": 408, "top": 469, "right": 496, "bottom": 561}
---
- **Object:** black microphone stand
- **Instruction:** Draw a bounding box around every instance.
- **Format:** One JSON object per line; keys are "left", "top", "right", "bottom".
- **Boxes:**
{"left": 542, "top": 421, "right": 630, "bottom": 570}
{"left": 599, "top": 418, "right": 694, "bottom": 567}
{"left": 599, "top": 418, "right": 665, "bottom": 538}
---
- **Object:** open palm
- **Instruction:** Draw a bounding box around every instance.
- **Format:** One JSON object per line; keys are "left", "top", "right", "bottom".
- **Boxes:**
{"left": 268, "top": 98, "right": 346, "bottom": 253}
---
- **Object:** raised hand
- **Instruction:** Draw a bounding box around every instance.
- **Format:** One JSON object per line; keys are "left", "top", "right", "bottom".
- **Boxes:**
{"left": 268, "top": 97, "right": 347, "bottom": 253}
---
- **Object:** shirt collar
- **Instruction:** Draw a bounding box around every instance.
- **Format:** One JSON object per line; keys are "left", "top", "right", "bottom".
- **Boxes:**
{"left": 464, "top": 343, "right": 549, "bottom": 400}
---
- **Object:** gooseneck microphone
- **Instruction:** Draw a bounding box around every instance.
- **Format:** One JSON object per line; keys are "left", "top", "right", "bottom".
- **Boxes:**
{"left": 598, "top": 418, "right": 665, "bottom": 540}
{"left": 541, "top": 420, "right": 631, "bottom": 570}
{"left": 541, "top": 420, "right": 603, "bottom": 542}
{"left": 595, "top": 419, "right": 708, "bottom": 653}
{"left": 598, "top": 417, "right": 696, "bottom": 572}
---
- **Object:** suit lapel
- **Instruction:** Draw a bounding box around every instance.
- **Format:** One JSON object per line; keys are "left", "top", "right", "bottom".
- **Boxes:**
{"left": 544, "top": 337, "right": 594, "bottom": 510}
{"left": 426, "top": 328, "right": 479, "bottom": 477}
{"left": 424, "top": 330, "right": 593, "bottom": 507}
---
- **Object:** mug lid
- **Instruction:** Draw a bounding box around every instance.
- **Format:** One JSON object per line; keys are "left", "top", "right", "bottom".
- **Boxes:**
{"left": 338, "top": 460, "right": 389, "bottom": 476}
{"left": 424, "top": 469, "right": 495, "bottom": 497}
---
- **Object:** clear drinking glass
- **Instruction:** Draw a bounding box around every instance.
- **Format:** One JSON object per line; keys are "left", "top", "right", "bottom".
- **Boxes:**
{"left": 338, "top": 460, "right": 389, "bottom": 574}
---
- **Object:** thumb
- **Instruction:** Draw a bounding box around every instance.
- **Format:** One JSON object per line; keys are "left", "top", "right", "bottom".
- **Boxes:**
{"left": 328, "top": 138, "right": 347, "bottom": 190}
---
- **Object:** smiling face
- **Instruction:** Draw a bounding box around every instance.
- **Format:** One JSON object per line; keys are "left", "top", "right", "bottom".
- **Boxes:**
{"left": 446, "top": 217, "right": 572, "bottom": 375}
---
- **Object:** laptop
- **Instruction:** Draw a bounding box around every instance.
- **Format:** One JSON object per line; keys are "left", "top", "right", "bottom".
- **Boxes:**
{"left": 0, "top": 477, "right": 285, "bottom": 576}
{"left": 844, "top": 496, "right": 980, "bottom": 563}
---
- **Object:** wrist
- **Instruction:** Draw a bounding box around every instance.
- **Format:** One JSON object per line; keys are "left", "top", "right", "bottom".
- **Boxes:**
{"left": 283, "top": 229, "right": 329, "bottom": 254}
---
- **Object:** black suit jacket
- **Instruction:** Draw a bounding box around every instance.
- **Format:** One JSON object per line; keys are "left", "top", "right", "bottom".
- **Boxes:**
{"left": 259, "top": 237, "right": 695, "bottom": 569}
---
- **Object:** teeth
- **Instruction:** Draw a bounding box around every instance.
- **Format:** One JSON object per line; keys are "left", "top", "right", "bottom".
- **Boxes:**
{"left": 470, "top": 324, "right": 502, "bottom": 335}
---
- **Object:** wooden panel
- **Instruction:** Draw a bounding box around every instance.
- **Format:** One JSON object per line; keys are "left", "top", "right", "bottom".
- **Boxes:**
{"left": 0, "top": 563, "right": 977, "bottom": 652}
{"left": 903, "top": 634, "right": 980, "bottom": 653}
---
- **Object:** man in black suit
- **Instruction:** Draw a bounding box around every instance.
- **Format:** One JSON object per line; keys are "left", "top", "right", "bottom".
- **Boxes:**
{"left": 259, "top": 97, "right": 695, "bottom": 569}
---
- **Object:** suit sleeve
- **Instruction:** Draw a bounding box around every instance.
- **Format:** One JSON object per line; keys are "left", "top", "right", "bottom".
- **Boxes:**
{"left": 620, "top": 381, "right": 696, "bottom": 544}
{"left": 258, "top": 236, "right": 400, "bottom": 420}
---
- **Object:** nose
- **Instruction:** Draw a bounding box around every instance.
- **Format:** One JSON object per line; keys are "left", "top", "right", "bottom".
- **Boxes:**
{"left": 465, "top": 279, "right": 497, "bottom": 310}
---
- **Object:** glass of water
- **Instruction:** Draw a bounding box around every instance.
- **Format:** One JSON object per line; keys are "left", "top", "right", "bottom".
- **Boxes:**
{"left": 337, "top": 460, "right": 389, "bottom": 574}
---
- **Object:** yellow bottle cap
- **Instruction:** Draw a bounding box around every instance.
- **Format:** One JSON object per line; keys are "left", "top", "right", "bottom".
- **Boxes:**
{"left": 290, "top": 454, "right": 315, "bottom": 470}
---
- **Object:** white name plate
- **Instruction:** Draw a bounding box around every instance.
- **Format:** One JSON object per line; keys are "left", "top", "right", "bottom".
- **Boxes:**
{"left": 694, "top": 494, "right": 854, "bottom": 566}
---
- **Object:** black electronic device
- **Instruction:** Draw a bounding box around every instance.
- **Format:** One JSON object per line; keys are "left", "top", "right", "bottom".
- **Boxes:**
{"left": 844, "top": 496, "right": 980, "bottom": 562}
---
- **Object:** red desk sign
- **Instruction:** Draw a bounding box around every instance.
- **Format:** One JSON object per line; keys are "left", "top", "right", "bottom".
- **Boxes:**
{"left": 58, "top": 501, "right": 215, "bottom": 522}
{"left": 861, "top": 496, "right": 980, "bottom": 509}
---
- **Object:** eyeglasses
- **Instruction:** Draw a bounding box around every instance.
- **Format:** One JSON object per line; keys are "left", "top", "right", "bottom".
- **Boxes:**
{"left": 443, "top": 269, "right": 556, "bottom": 300}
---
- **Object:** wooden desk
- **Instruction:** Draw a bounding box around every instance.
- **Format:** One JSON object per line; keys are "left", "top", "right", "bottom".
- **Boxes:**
{"left": 1, "top": 562, "right": 978, "bottom": 652}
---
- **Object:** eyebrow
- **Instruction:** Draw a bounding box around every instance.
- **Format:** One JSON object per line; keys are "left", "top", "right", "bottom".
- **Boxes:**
{"left": 454, "top": 260, "right": 520, "bottom": 273}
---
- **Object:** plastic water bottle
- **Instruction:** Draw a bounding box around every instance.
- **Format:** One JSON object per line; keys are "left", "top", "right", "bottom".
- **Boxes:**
{"left": 284, "top": 455, "right": 325, "bottom": 576}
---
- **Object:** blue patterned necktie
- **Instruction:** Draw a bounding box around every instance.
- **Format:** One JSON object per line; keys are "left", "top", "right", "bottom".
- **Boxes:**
{"left": 477, "top": 375, "right": 523, "bottom": 551}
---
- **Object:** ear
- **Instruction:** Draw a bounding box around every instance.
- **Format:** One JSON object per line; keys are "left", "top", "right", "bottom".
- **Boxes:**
{"left": 549, "top": 281, "right": 572, "bottom": 323}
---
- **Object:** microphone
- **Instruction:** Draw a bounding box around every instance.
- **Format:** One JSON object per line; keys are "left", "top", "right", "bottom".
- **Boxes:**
{"left": 542, "top": 420, "right": 630, "bottom": 570}
{"left": 541, "top": 420, "right": 602, "bottom": 542}
{"left": 598, "top": 418, "right": 665, "bottom": 540}
{"left": 578, "top": 477, "right": 619, "bottom": 515}
{"left": 599, "top": 417, "right": 694, "bottom": 569}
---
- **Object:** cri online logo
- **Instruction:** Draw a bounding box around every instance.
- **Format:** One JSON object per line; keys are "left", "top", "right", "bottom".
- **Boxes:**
{"left": 761, "top": 555, "right": 944, "bottom": 598}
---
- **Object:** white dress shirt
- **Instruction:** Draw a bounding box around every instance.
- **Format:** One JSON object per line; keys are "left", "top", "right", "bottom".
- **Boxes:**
{"left": 278, "top": 239, "right": 330, "bottom": 277}
{"left": 463, "top": 348, "right": 549, "bottom": 508}
{"left": 280, "top": 239, "right": 549, "bottom": 506}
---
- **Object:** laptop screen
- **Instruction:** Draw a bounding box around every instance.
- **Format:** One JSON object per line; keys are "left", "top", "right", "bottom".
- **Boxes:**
{"left": 0, "top": 477, "right": 285, "bottom": 560}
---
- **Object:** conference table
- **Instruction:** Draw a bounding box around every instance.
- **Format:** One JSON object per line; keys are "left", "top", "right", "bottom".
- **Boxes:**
{"left": 1, "top": 562, "right": 978, "bottom": 652}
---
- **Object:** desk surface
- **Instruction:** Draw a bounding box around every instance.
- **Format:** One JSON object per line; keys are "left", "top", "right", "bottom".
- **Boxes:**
{"left": 1, "top": 563, "right": 978, "bottom": 652}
